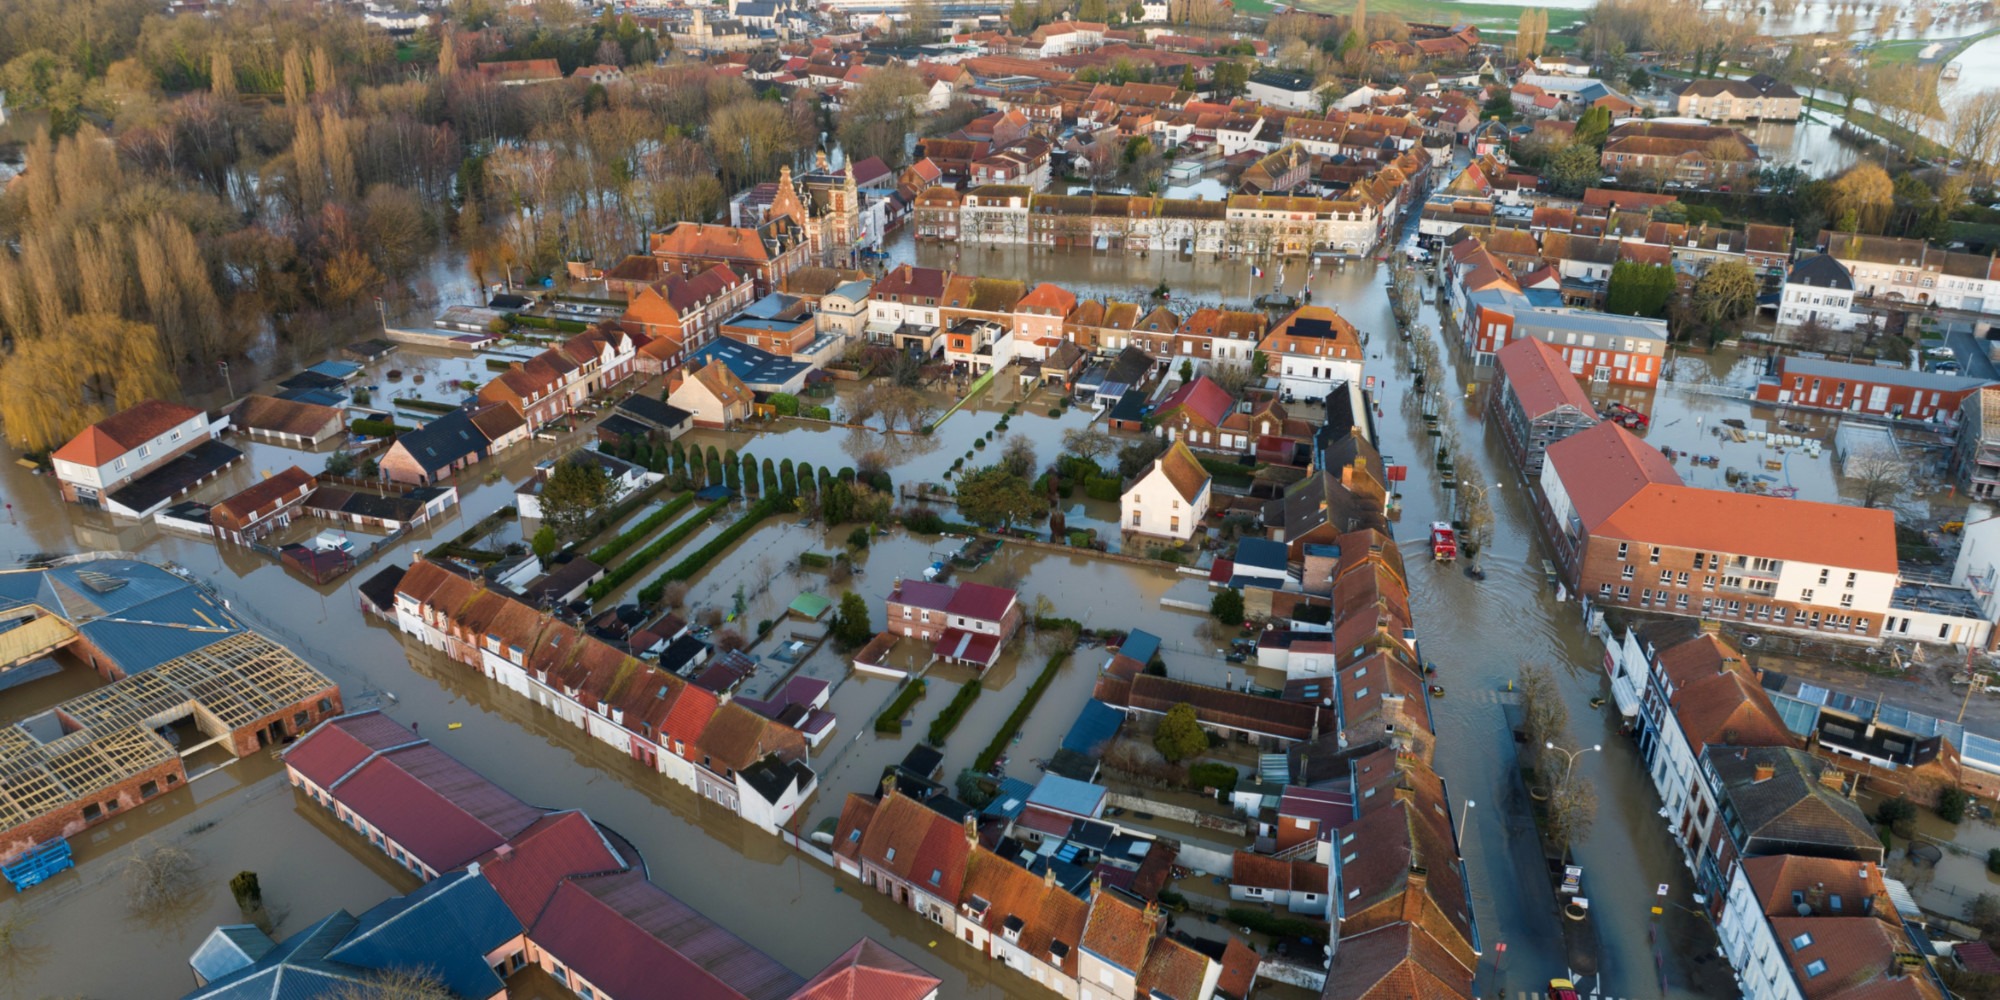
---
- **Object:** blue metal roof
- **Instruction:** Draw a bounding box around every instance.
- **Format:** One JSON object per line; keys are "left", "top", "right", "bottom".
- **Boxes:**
{"left": 983, "top": 777, "right": 1035, "bottom": 820}
{"left": 327, "top": 871, "right": 521, "bottom": 1000}
{"left": 1233, "top": 537, "right": 1289, "bottom": 573}
{"left": 1061, "top": 700, "right": 1125, "bottom": 756}
{"left": 1119, "top": 629, "right": 1161, "bottom": 665}
{"left": 0, "top": 560, "right": 246, "bottom": 674}
{"left": 182, "top": 911, "right": 366, "bottom": 1000}
{"left": 190, "top": 926, "right": 277, "bottom": 985}
{"left": 1027, "top": 773, "right": 1106, "bottom": 817}
{"left": 304, "top": 361, "right": 361, "bottom": 380}
{"left": 688, "top": 337, "right": 810, "bottom": 392}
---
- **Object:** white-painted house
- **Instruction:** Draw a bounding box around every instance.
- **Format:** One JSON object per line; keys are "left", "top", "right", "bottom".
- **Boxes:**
{"left": 1120, "top": 440, "right": 1211, "bottom": 540}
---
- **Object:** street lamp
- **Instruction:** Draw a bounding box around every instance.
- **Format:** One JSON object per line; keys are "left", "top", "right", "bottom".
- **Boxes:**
{"left": 218, "top": 360, "right": 233, "bottom": 400}
{"left": 1545, "top": 742, "right": 1602, "bottom": 784}
{"left": 1458, "top": 798, "right": 1475, "bottom": 838}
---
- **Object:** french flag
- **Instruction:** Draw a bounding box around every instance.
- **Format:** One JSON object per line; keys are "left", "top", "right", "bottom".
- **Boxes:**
{"left": 1251, "top": 265, "right": 1264, "bottom": 278}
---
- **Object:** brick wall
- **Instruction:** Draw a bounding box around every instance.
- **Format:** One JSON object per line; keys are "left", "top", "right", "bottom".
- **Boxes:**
{"left": 1577, "top": 537, "right": 1881, "bottom": 638}
{"left": 0, "top": 757, "right": 188, "bottom": 864}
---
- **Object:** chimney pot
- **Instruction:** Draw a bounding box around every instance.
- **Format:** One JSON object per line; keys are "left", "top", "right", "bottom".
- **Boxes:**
{"left": 1753, "top": 761, "right": 1775, "bottom": 783}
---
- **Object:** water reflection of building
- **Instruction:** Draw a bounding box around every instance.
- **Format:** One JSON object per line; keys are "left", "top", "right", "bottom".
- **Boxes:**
{"left": 380, "top": 558, "right": 820, "bottom": 835}
{"left": 0, "top": 555, "right": 342, "bottom": 867}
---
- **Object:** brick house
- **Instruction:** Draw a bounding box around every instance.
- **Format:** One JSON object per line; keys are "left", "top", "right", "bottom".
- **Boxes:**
{"left": 1013, "top": 282, "right": 1078, "bottom": 361}
{"left": 209, "top": 466, "right": 318, "bottom": 545}
{"left": 618, "top": 265, "right": 754, "bottom": 372}
{"left": 1600, "top": 120, "right": 1759, "bottom": 187}
{"left": 1150, "top": 376, "right": 1237, "bottom": 452}
{"left": 1538, "top": 421, "right": 1898, "bottom": 637}
{"left": 884, "top": 579, "right": 1022, "bottom": 669}
{"left": 844, "top": 791, "right": 972, "bottom": 931}
{"left": 1754, "top": 355, "right": 1991, "bottom": 423}
{"left": 649, "top": 218, "right": 812, "bottom": 296}
{"left": 1489, "top": 337, "right": 1600, "bottom": 476}
{"left": 379, "top": 409, "right": 492, "bottom": 486}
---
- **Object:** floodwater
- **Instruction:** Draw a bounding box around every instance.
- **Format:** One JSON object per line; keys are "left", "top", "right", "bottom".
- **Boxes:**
{"left": 0, "top": 211, "right": 1848, "bottom": 998}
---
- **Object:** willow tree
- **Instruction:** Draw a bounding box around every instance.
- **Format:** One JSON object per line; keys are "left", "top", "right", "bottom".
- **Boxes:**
{"left": 0, "top": 313, "right": 179, "bottom": 452}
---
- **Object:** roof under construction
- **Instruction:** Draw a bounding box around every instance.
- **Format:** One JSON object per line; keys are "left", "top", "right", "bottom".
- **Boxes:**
{"left": 0, "top": 558, "right": 335, "bottom": 837}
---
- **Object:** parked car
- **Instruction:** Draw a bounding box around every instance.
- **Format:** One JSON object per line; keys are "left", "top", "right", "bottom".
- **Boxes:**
{"left": 1549, "top": 980, "right": 1581, "bottom": 1000}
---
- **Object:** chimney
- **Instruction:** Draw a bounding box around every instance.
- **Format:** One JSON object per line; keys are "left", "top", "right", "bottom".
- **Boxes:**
{"left": 1752, "top": 760, "right": 1775, "bottom": 783}
{"left": 1819, "top": 766, "right": 1846, "bottom": 791}
{"left": 1043, "top": 866, "right": 1058, "bottom": 889}
{"left": 1698, "top": 618, "right": 1721, "bottom": 635}
{"left": 1143, "top": 900, "right": 1162, "bottom": 926}
{"left": 1400, "top": 865, "right": 1430, "bottom": 923}
{"left": 964, "top": 814, "right": 979, "bottom": 847}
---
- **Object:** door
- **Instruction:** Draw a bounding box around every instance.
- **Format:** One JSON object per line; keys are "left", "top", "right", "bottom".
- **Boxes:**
{"left": 1867, "top": 385, "right": 1889, "bottom": 411}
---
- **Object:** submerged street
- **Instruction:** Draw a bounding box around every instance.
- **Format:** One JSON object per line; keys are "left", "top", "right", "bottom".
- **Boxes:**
{"left": 0, "top": 219, "right": 1736, "bottom": 1000}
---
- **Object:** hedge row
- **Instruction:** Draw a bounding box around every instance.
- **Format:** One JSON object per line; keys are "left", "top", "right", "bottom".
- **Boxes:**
{"left": 638, "top": 496, "right": 792, "bottom": 602}
{"left": 875, "top": 679, "right": 929, "bottom": 735}
{"left": 1033, "top": 616, "right": 1083, "bottom": 632}
{"left": 926, "top": 680, "right": 983, "bottom": 746}
{"left": 1083, "top": 476, "right": 1122, "bottom": 502}
{"left": 351, "top": 418, "right": 406, "bottom": 438}
{"left": 974, "top": 650, "right": 1070, "bottom": 773}
{"left": 1226, "top": 908, "right": 1329, "bottom": 944}
{"left": 587, "top": 492, "right": 696, "bottom": 566}
{"left": 1198, "top": 457, "right": 1258, "bottom": 484}
{"left": 586, "top": 496, "right": 730, "bottom": 600}
{"left": 395, "top": 398, "right": 458, "bottom": 414}
{"left": 508, "top": 314, "right": 590, "bottom": 333}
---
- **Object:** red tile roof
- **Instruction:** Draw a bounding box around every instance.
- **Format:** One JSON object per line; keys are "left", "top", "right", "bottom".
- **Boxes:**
{"left": 791, "top": 939, "right": 940, "bottom": 1000}
{"left": 1155, "top": 376, "right": 1236, "bottom": 429}
{"left": 283, "top": 710, "right": 424, "bottom": 789}
{"left": 944, "top": 581, "right": 1017, "bottom": 622}
{"left": 1080, "top": 891, "right": 1156, "bottom": 973}
{"left": 52, "top": 400, "right": 203, "bottom": 466}
{"left": 329, "top": 742, "right": 544, "bottom": 872}
{"left": 479, "top": 810, "right": 627, "bottom": 924}
{"left": 1136, "top": 935, "right": 1210, "bottom": 1000}
{"left": 531, "top": 871, "right": 805, "bottom": 1000}
{"left": 1496, "top": 336, "right": 1598, "bottom": 423}
{"left": 1323, "top": 921, "right": 1475, "bottom": 1000}
{"left": 1544, "top": 422, "right": 1681, "bottom": 529}
{"left": 1601, "top": 482, "right": 1900, "bottom": 574}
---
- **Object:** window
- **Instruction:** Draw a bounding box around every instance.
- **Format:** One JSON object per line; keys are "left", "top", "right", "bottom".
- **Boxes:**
{"left": 1599, "top": 583, "right": 1612, "bottom": 598}
{"left": 1650, "top": 546, "right": 1661, "bottom": 564}
{"left": 1676, "top": 572, "right": 1689, "bottom": 587}
{"left": 886, "top": 847, "right": 897, "bottom": 861}
{"left": 1839, "top": 593, "right": 1853, "bottom": 608}
{"left": 1805, "top": 960, "right": 1827, "bottom": 978}
{"left": 1818, "top": 569, "right": 1830, "bottom": 585}
{"left": 1800, "top": 588, "right": 1815, "bottom": 602}
{"left": 1617, "top": 586, "right": 1631, "bottom": 601}
{"left": 1659, "top": 570, "right": 1672, "bottom": 585}
{"left": 1617, "top": 542, "right": 1628, "bottom": 560}
{"left": 1791, "top": 932, "right": 1814, "bottom": 950}
{"left": 1846, "top": 571, "right": 1857, "bottom": 587}
{"left": 1131, "top": 511, "right": 1142, "bottom": 526}
{"left": 1621, "top": 565, "right": 1635, "bottom": 580}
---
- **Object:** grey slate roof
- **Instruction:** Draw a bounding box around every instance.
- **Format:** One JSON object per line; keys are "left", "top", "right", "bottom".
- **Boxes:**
{"left": 1781, "top": 355, "right": 1993, "bottom": 393}
{"left": 1704, "top": 746, "right": 1882, "bottom": 861}
{"left": 1786, "top": 254, "right": 1853, "bottom": 290}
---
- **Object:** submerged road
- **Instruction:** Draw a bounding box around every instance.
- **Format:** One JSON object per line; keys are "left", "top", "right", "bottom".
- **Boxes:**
{"left": 0, "top": 209, "right": 1738, "bottom": 999}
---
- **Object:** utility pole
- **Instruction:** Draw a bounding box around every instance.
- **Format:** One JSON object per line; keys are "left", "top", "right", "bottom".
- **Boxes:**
{"left": 218, "top": 360, "right": 234, "bottom": 400}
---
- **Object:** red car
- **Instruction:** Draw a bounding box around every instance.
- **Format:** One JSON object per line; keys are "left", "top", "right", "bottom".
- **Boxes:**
{"left": 1549, "top": 979, "right": 1581, "bottom": 1000}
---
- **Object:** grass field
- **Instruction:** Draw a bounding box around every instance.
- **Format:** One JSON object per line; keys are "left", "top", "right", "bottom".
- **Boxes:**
{"left": 1866, "top": 30, "right": 1996, "bottom": 66}
{"left": 1275, "top": 0, "right": 1590, "bottom": 30}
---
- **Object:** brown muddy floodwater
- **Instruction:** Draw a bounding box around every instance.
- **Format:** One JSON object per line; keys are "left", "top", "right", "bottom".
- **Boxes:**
{"left": 0, "top": 223, "right": 1807, "bottom": 999}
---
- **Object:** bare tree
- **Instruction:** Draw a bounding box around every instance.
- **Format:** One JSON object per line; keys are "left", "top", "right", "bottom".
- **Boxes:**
{"left": 1061, "top": 427, "right": 1118, "bottom": 464}
{"left": 1518, "top": 661, "right": 1569, "bottom": 782}
{"left": 332, "top": 968, "right": 456, "bottom": 1000}
{"left": 1843, "top": 449, "right": 1906, "bottom": 509}
{"left": 126, "top": 845, "right": 203, "bottom": 916}
{"left": 1546, "top": 770, "right": 1599, "bottom": 856}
